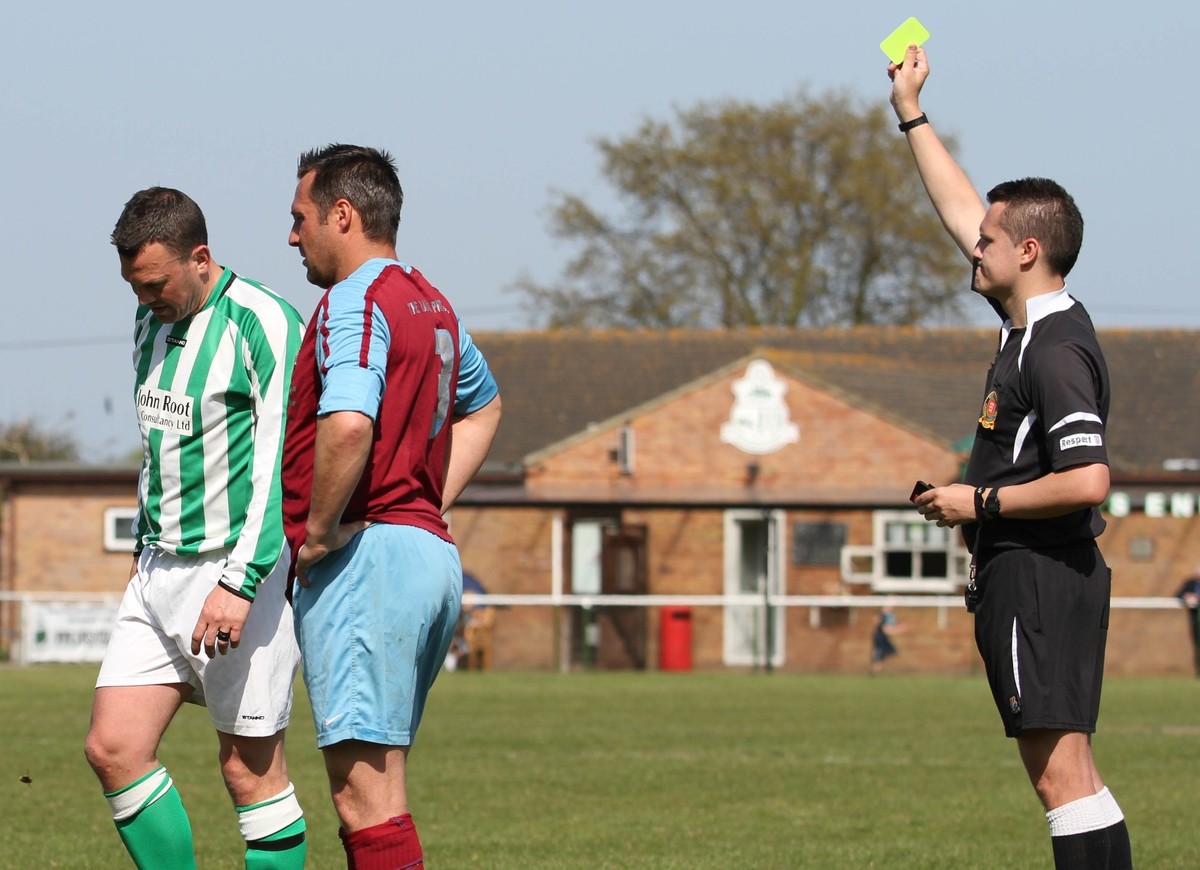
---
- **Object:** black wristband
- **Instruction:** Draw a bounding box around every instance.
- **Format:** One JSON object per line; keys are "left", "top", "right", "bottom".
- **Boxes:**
{"left": 898, "top": 113, "right": 928, "bottom": 133}
{"left": 218, "top": 580, "right": 255, "bottom": 602}
{"left": 974, "top": 485, "right": 987, "bottom": 522}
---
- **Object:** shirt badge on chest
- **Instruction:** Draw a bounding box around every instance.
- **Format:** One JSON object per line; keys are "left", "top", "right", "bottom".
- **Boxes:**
{"left": 979, "top": 390, "right": 998, "bottom": 430}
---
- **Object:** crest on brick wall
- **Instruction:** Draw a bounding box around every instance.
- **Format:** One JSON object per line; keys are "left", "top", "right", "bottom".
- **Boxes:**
{"left": 719, "top": 360, "right": 799, "bottom": 455}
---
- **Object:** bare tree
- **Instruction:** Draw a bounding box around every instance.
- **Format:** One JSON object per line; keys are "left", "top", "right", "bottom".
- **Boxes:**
{"left": 513, "top": 89, "right": 967, "bottom": 328}
{"left": 0, "top": 419, "right": 80, "bottom": 463}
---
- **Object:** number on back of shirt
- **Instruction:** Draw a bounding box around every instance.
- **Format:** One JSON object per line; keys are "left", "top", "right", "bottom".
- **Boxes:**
{"left": 430, "top": 328, "right": 454, "bottom": 438}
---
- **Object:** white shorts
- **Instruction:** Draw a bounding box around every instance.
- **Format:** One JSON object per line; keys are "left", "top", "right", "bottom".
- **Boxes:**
{"left": 96, "top": 546, "right": 300, "bottom": 736}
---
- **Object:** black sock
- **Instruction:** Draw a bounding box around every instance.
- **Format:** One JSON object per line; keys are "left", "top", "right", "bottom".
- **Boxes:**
{"left": 1106, "top": 819, "right": 1132, "bottom": 870}
{"left": 1050, "top": 821, "right": 1132, "bottom": 870}
{"left": 1051, "top": 827, "right": 1108, "bottom": 869}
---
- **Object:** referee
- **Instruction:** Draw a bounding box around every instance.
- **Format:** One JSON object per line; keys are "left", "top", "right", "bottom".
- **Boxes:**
{"left": 889, "top": 46, "right": 1132, "bottom": 868}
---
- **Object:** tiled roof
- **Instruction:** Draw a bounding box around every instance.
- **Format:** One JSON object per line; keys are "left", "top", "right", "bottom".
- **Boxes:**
{"left": 472, "top": 327, "right": 1200, "bottom": 477}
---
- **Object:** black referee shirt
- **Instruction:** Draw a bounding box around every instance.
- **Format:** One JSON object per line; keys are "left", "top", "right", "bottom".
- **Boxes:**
{"left": 963, "top": 289, "right": 1111, "bottom": 552}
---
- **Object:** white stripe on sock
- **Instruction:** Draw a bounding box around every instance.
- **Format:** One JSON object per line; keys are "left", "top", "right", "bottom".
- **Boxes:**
{"left": 236, "top": 783, "right": 303, "bottom": 842}
{"left": 1046, "top": 793, "right": 1111, "bottom": 836}
{"left": 1095, "top": 786, "right": 1125, "bottom": 825}
{"left": 107, "top": 766, "right": 172, "bottom": 822}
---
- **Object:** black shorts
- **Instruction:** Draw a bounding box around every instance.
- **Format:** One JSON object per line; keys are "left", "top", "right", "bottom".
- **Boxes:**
{"left": 972, "top": 544, "right": 1110, "bottom": 738}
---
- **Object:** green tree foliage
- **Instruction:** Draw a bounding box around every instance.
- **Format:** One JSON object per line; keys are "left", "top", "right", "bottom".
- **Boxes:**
{"left": 514, "top": 89, "right": 968, "bottom": 328}
{"left": 0, "top": 419, "right": 80, "bottom": 463}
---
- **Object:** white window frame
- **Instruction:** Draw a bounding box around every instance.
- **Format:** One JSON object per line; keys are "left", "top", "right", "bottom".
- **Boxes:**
{"left": 840, "top": 510, "right": 968, "bottom": 594}
{"left": 103, "top": 506, "right": 140, "bottom": 553}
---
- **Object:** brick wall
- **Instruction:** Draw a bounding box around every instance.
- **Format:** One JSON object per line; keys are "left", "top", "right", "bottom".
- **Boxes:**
{"left": 8, "top": 486, "right": 1193, "bottom": 675}
{"left": 453, "top": 505, "right": 559, "bottom": 670}
{"left": 458, "top": 359, "right": 1200, "bottom": 676}
{"left": 7, "top": 482, "right": 135, "bottom": 594}
{"left": 4, "top": 354, "right": 1197, "bottom": 675}
{"left": 527, "top": 368, "right": 961, "bottom": 496}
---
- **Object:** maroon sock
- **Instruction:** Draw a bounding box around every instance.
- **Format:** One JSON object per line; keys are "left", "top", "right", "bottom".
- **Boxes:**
{"left": 339, "top": 814, "right": 424, "bottom": 870}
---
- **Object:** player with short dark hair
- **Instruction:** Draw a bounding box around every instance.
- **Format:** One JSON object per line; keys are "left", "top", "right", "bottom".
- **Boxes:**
{"left": 110, "top": 186, "right": 209, "bottom": 262}
{"left": 297, "top": 143, "right": 402, "bottom": 244}
{"left": 890, "top": 46, "right": 1132, "bottom": 869}
{"left": 283, "top": 144, "right": 502, "bottom": 868}
{"left": 85, "top": 187, "right": 308, "bottom": 869}
{"left": 985, "top": 177, "right": 1085, "bottom": 279}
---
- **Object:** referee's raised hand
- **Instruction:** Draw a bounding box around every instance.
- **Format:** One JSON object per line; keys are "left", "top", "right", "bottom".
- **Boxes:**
{"left": 888, "top": 43, "right": 929, "bottom": 103}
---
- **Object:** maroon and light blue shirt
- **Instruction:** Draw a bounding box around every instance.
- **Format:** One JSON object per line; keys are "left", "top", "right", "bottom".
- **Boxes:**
{"left": 281, "top": 259, "right": 498, "bottom": 552}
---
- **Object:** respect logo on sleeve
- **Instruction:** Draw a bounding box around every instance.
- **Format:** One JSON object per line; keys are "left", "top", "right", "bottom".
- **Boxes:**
{"left": 1060, "top": 433, "right": 1103, "bottom": 451}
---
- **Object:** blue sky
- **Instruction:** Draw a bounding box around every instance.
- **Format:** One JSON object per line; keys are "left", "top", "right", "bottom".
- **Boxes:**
{"left": 2, "top": 2, "right": 1194, "bottom": 460}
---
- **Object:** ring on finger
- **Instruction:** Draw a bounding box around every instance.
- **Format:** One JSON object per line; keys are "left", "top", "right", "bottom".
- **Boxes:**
{"left": 215, "top": 629, "right": 231, "bottom": 643}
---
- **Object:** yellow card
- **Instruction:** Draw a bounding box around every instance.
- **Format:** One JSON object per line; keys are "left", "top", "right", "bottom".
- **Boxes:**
{"left": 880, "top": 17, "right": 930, "bottom": 65}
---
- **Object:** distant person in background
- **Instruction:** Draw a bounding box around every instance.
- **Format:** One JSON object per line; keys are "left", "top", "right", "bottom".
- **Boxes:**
{"left": 1175, "top": 566, "right": 1200, "bottom": 676}
{"left": 461, "top": 572, "right": 496, "bottom": 671}
{"left": 870, "top": 603, "right": 905, "bottom": 675}
{"left": 444, "top": 573, "right": 494, "bottom": 671}
{"left": 85, "top": 187, "right": 307, "bottom": 869}
{"left": 444, "top": 573, "right": 484, "bottom": 667}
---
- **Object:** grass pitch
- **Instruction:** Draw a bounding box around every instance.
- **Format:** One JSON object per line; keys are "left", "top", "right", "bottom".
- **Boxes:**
{"left": 1, "top": 666, "right": 1197, "bottom": 868}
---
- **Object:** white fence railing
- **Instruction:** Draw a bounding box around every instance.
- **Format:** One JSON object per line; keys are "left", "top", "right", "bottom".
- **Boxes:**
{"left": 457, "top": 593, "right": 1185, "bottom": 610}
{"left": 0, "top": 591, "right": 1186, "bottom": 665}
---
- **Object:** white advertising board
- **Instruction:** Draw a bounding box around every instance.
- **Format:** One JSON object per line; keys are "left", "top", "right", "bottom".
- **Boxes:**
{"left": 21, "top": 600, "right": 117, "bottom": 663}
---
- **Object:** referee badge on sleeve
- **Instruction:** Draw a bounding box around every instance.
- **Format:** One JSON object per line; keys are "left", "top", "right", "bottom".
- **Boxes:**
{"left": 979, "top": 391, "right": 998, "bottom": 430}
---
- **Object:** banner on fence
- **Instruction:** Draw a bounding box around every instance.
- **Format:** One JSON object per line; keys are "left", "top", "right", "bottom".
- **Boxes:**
{"left": 21, "top": 600, "right": 117, "bottom": 663}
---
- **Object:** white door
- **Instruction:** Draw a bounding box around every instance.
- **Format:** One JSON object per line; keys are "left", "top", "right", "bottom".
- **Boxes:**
{"left": 723, "top": 509, "right": 785, "bottom": 667}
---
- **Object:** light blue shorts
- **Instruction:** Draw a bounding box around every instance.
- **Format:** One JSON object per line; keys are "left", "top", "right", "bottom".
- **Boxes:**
{"left": 292, "top": 523, "right": 461, "bottom": 748}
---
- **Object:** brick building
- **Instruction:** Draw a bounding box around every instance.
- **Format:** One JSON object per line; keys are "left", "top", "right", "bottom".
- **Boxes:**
{"left": 3, "top": 327, "right": 1198, "bottom": 674}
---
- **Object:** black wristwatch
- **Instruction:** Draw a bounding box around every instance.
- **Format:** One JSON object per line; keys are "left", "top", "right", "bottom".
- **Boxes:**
{"left": 974, "top": 485, "right": 1003, "bottom": 522}
{"left": 983, "top": 487, "right": 1002, "bottom": 521}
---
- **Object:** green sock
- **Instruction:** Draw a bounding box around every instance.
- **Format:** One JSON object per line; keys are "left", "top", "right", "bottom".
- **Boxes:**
{"left": 238, "top": 784, "right": 307, "bottom": 870}
{"left": 244, "top": 817, "right": 307, "bottom": 870}
{"left": 107, "top": 768, "right": 197, "bottom": 870}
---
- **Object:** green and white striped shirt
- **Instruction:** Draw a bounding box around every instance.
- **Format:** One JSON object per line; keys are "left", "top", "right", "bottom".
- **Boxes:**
{"left": 132, "top": 268, "right": 303, "bottom": 599}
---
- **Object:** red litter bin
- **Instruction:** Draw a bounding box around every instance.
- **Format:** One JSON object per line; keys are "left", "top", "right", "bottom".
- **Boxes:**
{"left": 659, "top": 606, "right": 693, "bottom": 671}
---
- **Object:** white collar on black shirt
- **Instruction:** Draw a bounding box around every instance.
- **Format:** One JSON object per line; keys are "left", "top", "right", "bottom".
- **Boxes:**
{"left": 999, "top": 287, "right": 1075, "bottom": 370}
